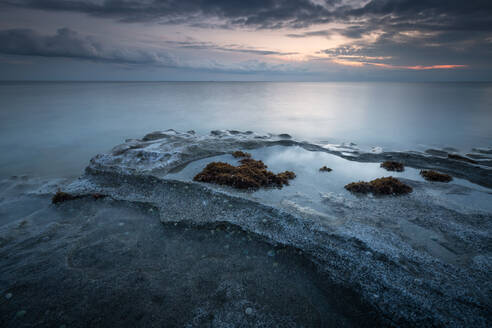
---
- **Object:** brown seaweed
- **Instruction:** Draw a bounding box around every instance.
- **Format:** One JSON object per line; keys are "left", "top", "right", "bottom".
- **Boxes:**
{"left": 232, "top": 151, "right": 251, "bottom": 158}
{"left": 194, "top": 158, "right": 295, "bottom": 190}
{"left": 345, "top": 177, "right": 412, "bottom": 195}
{"left": 380, "top": 161, "right": 404, "bottom": 172}
{"left": 420, "top": 170, "right": 453, "bottom": 182}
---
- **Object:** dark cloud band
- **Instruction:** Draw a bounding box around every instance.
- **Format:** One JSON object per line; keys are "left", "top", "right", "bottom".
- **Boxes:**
{"left": 2, "top": 0, "right": 491, "bottom": 32}
{"left": 0, "top": 0, "right": 335, "bottom": 28}
{"left": 0, "top": 28, "right": 178, "bottom": 65}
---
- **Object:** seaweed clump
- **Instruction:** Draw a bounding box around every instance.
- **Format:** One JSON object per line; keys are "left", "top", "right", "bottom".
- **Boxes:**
{"left": 232, "top": 151, "right": 251, "bottom": 158}
{"left": 319, "top": 166, "right": 332, "bottom": 172}
{"left": 344, "top": 181, "right": 372, "bottom": 194}
{"left": 447, "top": 154, "right": 478, "bottom": 164}
{"left": 380, "top": 161, "right": 404, "bottom": 172}
{"left": 420, "top": 170, "right": 453, "bottom": 182}
{"left": 345, "top": 177, "right": 412, "bottom": 195}
{"left": 194, "top": 158, "right": 295, "bottom": 190}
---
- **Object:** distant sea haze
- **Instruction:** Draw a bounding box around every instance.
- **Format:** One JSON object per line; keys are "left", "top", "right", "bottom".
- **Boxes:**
{"left": 0, "top": 81, "right": 491, "bottom": 178}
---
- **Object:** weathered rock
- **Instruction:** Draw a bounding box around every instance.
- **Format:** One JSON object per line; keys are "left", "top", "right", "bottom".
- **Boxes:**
{"left": 448, "top": 153, "right": 478, "bottom": 164}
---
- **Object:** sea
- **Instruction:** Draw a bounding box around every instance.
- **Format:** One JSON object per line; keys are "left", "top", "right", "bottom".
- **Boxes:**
{"left": 1, "top": 81, "right": 491, "bottom": 178}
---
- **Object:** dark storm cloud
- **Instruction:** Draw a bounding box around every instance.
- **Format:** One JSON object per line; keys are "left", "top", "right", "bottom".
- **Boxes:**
{"left": 0, "top": 0, "right": 337, "bottom": 28}
{"left": 344, "top": 0, "right": 492, "bottom": 31}
{"left": 0, "top": 28, "right": 178, "bottom": 65}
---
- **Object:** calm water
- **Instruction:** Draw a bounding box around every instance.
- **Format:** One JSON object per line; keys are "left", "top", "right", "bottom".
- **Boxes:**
{"left": 1, "top": 81, "right": 491, "bottom": 178}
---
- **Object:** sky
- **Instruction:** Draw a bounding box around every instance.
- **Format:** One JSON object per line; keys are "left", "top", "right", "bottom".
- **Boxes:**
{"left": 0, "top": 0, "right": 491, "bottom": 81}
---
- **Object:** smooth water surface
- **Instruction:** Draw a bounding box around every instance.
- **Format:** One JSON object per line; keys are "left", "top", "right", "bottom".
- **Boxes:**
{"left": 1, "top": 81, "right": 491, "bottom": 178}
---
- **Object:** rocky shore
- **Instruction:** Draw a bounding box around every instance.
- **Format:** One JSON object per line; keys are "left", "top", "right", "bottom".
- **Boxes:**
{"left": 1, "top": 130, "right": 491, "bottom": 327}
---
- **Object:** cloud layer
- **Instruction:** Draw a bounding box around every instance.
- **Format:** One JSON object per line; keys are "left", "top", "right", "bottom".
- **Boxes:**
{"left": 0, "top": 0, "right": 491, "bottom": 79}
{"left": 0, "top": 27, "right": 305, "bottom": 74}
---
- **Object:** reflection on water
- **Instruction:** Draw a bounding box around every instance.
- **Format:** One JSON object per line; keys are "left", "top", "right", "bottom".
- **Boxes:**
{"left": 0, "top": 81, "right": 491, "bottom": 178}
{"left": 167, "top": 145, "right": 492, "bottom": 214}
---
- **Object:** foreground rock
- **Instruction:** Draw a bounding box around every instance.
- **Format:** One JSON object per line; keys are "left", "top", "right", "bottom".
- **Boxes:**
{"left": 448, "top": 153, "right": 478, "bottom": 164}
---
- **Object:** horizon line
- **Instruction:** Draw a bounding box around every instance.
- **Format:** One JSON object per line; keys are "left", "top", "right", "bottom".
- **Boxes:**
{"left": 1, "top": 80, "right": 491, "bottom": 83}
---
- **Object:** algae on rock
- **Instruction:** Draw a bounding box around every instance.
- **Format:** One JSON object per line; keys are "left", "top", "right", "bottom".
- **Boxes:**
{"left": 420, "top": 170, "right": 453, "bottom": 182}
{"left": 194, "top": 158, "right": 295, "bottom": 190}
{"left": 380, "top": 161, "right": 404, "bottom": 172}
{"left": 345, "top": 177, "right": 412, "bottom": 195}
